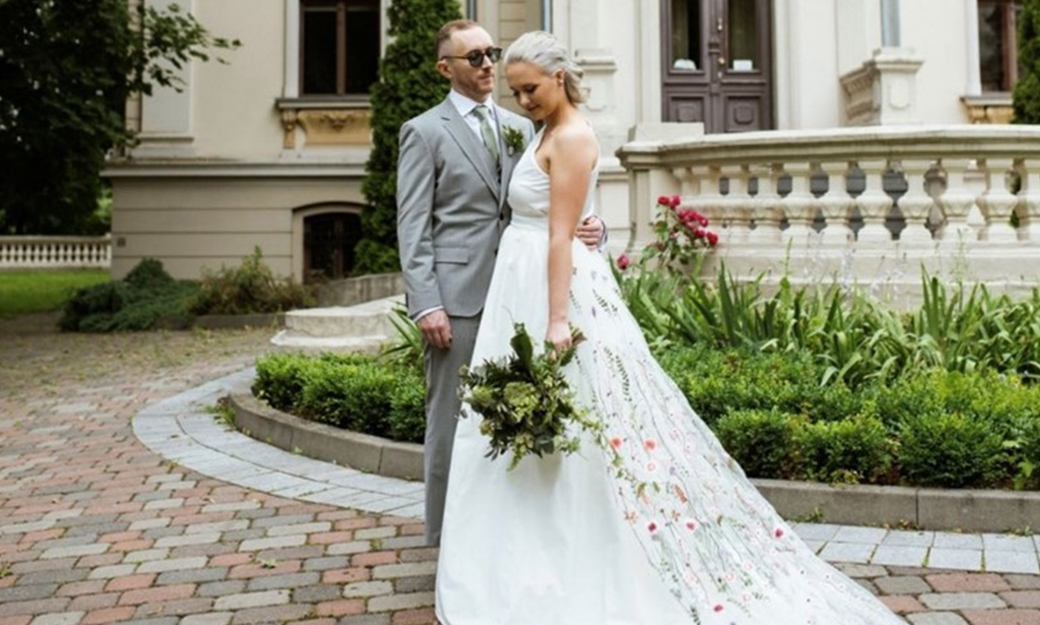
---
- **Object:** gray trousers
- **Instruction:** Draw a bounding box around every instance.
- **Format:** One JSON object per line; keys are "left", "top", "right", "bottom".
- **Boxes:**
{"left": 423, "top": 313, "right": 481, "bottom": 546}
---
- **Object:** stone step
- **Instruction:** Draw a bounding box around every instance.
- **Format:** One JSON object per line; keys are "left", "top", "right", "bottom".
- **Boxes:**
{"left": 283, "top": 295, "right": 404, "bottom": 338}
{"left": 270, "top": 294, "right": 406, "bottom": 353}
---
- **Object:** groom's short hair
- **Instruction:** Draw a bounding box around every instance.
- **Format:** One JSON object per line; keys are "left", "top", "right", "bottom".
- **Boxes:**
{"left": 436, "top": 19, "right": 480, "bottom": 57}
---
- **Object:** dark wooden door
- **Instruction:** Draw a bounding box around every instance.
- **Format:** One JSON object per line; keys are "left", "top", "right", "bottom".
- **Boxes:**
{"left": 661, "top": 0, "right": 773, "bottom": 133}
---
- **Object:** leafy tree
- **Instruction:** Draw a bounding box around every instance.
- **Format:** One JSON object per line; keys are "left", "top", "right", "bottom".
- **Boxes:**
{"left": 0, "top": 0, "right": 239, "bottom": 234}
{"left": 1014, "top": 0, "right": 1040, "bottom": 123}
{"left": 354, "top": 0, "right": 462, "bottom": 274}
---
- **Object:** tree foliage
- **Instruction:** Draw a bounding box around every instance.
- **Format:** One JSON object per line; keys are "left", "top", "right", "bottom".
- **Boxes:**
{"left": 354, "top": 0, "right": 461, "bottom": 274}
{"left": 0, "top": 0, "right": 239, "bottom": 234}
{"left": 1014, "top": 0, "right": 1040, "bottom": 123}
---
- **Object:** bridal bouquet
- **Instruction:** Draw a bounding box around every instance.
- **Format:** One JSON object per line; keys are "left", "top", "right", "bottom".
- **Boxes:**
{"left": 458, "top": 323, "right": 602, "bottom": 471}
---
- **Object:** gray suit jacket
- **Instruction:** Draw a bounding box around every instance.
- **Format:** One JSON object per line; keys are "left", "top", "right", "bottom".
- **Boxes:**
{"left": 396, "top": 98, "right": 536, "bottom": 318}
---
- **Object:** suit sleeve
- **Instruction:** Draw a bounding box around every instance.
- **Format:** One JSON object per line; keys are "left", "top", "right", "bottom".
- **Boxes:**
{"left": 396, "top": 121, "right": 442, "bottom": 317}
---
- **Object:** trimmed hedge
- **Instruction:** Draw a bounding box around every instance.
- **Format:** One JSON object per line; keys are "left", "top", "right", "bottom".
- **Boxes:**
{"left": 253, "top": 352, "right": 425, "bottom": 444}
{"left": 253, "top": 344, "right": 1040, "bottom": 489}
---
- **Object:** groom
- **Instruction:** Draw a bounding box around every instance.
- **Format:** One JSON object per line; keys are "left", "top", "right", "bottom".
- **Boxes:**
{"left": 396, "top": 20, "right": 604, "bottom": 545}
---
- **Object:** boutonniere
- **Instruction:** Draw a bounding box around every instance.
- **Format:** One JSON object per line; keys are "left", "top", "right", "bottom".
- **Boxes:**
{"left": 502, "top": 125, "right": 526, "bottom": 156}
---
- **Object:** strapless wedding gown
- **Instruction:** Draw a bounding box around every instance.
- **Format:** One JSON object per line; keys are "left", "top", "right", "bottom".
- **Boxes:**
{"left": 435, "top": 130, "right": 904, "bottom": 625}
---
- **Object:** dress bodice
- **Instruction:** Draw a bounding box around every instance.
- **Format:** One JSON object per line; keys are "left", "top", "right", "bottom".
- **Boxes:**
{"left": 506, "top": 128, "right": 599, "bottom": 231}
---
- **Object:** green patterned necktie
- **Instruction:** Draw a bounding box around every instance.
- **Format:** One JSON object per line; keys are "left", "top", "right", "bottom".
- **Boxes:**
{"left": 473, "top": 105, "right": 500, "bottom": 163}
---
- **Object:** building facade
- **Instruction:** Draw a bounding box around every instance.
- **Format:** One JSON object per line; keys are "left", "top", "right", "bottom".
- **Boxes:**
{"left": 105, "top": 0, "right": 1022, "bottom": 280}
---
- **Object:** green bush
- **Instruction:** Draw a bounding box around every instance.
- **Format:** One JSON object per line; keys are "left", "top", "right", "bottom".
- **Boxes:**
{"left": 1014, "top": 0, "right": 1040, "bottom": 123}
{"left": 796, "top": 414, "right": 894, "bottom": 484}
{"left": 714, "top": 409, "right": 801, "bottom": 479}
{"left": 355, "top": 0, "right": 462, "bottom": 273}
{"left": 253, "top": 354, "right": 318, "bottom": 413}
{"left": 388, "top": 369, "right": 427, "bottom": 443}
{"left": 898, "top": 412, "right": 1005, "bottom": 488}
{"left": 60, "top": 259, "right": 197, "bottom": 332}
{"left": 190, "top": 248, "right": 315, "bottom": 315}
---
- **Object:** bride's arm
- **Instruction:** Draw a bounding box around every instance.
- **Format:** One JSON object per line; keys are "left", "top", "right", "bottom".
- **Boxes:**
{"left": 546, "top": 127, "right": 599, "bottom": 351}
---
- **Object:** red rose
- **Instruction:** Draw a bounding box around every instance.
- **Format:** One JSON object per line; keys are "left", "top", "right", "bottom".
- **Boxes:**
{"left": 698, "top": 216, "right": 709, "bottom": 227}
{"left": 656, "top": 195, "right": 670, "bottom": 206}
{"left": 669, "top": 195, "right": 681, "bottom": 208}
{"left": 616, "top": 254, "right": 630, "bottom": 271}
{"left": 692, "top": 227, "right": 706, "bottom": 239}
{"left": 707, "top": 232, "right": 719, "bottom": 246}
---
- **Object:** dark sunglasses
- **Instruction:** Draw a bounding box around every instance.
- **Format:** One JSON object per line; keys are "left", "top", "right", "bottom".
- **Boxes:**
{"left": 441, "top": 46, "right": 503, "bottom": 68}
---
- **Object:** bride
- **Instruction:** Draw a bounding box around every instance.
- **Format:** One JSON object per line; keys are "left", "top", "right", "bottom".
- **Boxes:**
{"left": 435, "top": 31, "right": 905, "bottom": 625}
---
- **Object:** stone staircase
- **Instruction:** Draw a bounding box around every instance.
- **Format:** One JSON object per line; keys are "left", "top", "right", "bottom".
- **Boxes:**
{"left": 270, "top": 294, "right": 405, "bottom": 354}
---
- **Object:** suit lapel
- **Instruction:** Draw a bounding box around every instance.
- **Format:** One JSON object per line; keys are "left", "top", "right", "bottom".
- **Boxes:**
{"left": 439, "top": 100, "right": 500, "bottom": 202}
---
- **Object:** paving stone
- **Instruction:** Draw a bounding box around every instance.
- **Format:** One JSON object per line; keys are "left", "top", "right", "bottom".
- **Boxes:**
{"left": 336, "top": 615, "right": 390, "bottom": 625}
{"left": 934, "top": 533, "right": 984, "bottom": 550}
{"left": 960, "top": 609, "right": 1040, "bottom": 624}
{"left": 0, "top": 583, "right": 60, "bottom": 603}
{"left": 906, "top": 615, "right": 969, "bottom": 625}
{"left": 179, "top": 613, "right": 232, "bottom": 625}
{"left": 15, "top": 569, "right": 89, "bottom": 586}
{"left": 28, "top": 612, "right": 84, "bottom": 625}
{"left": 213, "top": 589, "right": 290, "bottom": 611}
{"left": 1008, "top": 576, "right": 1040, "bottom": 591}
{"left": 265, "top": 522, "right": 331, "bottom": 537}
{"left": 326, "top": 541, "right": 371, "bottom": 556}
{"left": 874, "top": 575, "right": 933, "bottom": 595}
{"left": 122, "top": 549, "right": 168, "bottom": 563}
{"left": 153, "top": 532, "right": 220, "bottom": 548}
{"left": 920, "top": 593, "right": 1008, "bottom": 610}
{"left": 987, "top": 551, "right": 1040, "bottom": 575}
{"left": 303, "top": 556, "right": 350, "bottom": 572}
{"left": 132, "top": 597, "right": 212, "bottom": 618}
{"left": 820, "top": 542, "right": 875, "bottom": 565}
{"left": 237, "top": 535, "right": 306, "bottom": 552}
{"left": 0, "top": 598, "right": 73, "bottom": 618}
{"left": 1001, "top": 591, "right": 1040, "bottom": 609}
{"left": 371, "top": 562, "right": 436, "bottom": 580}
{"left": 984, "top": 535, "right": 1038, "bottom": 553}
{"left": 229, "top": 605, "right": 310, "bottom": 625}
{"left": 154, "top": 567, "right": 228, "bottom": 585}
{"left": 250, "top": 515, "right": 316, "bottom": 529}
{"left": 393, "top": 576, "right": 435, "bottom": 594}
{"left": 928, "top": 574, "right": 1013, "bottom": 593}
{"left": 117, "top": 584, "right": 197, "bottom": 606}
{"left": 880, "top": 595, "right": 927, "bottom": 614}
{"left": 341, "top": 580, "right": 394, "bottom": 598}
{"left": 196, "top": 580, "right": 247, "bottom": 598}
{"left": 184, "top": 521, "right": 248, "bottom": 535}
{"left": 86, "top": 565, "right": 138, "bottom": 580}
{"left": 245, "top": 572, "right": 320, "bottom": 591}
{"left": 314, "top": 600, "right": 365, "bottom": 618}
{"left": 366, "top": 591, "right": 434, "bottom": 612}
{"left": 40, "top": 544, "right": 108, "bottom": 560}
{"left": 135, "top": 557, "right": 208, "bottom": 574}
{"left": 931, "top": 549, "right": 985, "bottom": 572}
{"left": 294, "top": 584, "right": 343, "bottom": 602}
{"left": 873, "top": 546, "right": 928, "bottom": 567}
{"left": 833, "top": 526, "right": 888, "bottom": 544}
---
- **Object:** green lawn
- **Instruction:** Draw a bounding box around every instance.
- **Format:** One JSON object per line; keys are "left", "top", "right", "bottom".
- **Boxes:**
{"left": 0, "top": 269, "right": 110, "bottom": 318}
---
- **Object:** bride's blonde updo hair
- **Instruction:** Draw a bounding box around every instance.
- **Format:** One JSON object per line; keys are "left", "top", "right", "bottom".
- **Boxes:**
{"left": 504, "top": 31, "right": 587, "bottom": 105}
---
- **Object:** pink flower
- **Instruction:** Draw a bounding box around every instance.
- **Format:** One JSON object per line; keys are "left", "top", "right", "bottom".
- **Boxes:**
{"left": 774, "top": 527, "right": 785, "bottom": 538}
{"left": 616, "top": 254, "right": 630, "bottom": 271}
{"left": 707, "top": 231, "right": 719, "bottom": 247}
{"left": 647, "top": 521, "right": 659, "bottom": 533}
{"left": 684, "top": 519, "right": 698, "bottom": 531}
{"left": 644, "top": 439, "right": 657, "bottom": 451}
{"left": 713, "top": 604, "right": 724, "bottom": 613}
{"left": 610, "top": 437, "right": 623, "bottom": 449}
{"left": 646, "top": 462, "right": 657, "bottom": 473}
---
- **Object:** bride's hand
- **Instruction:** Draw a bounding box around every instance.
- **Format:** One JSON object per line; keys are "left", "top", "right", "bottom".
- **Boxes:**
{"left": 545, "top": 320, "right": 572, "bottom": 353}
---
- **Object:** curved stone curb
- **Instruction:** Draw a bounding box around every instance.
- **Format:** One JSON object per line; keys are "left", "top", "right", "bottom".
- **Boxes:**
{"left": 232, "top": 385, "right": 1040, "bottom": 534}
{"left": 131, "top": 367, "right": 425, "bottom": 518}
{"left": 229, "top": 391, "right": 423, "bottom": 481}
{"left": 194, "top": 312, "right": 284, "bottom": 330}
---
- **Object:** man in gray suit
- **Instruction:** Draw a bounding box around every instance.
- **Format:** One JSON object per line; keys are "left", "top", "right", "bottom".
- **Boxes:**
{"left": 396, "top": 20, "right": 604, "bottom": 546}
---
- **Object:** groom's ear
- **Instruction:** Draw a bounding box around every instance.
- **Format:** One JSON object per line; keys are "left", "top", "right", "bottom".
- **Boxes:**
{"left": 436, "top": 59, "right": 452, "bottom": 81}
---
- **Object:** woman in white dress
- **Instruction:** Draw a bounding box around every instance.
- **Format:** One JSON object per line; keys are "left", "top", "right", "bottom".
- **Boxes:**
{"left": 435, "top": 31, "right": 906, "bottom": 625}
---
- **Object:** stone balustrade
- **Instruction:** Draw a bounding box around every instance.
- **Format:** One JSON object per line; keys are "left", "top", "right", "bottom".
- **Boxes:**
{"left": 617, "top": 125, "right": 1040, "bottom": 304}
{"left": 0, "top": 235, "right": 112, "bottom": 270}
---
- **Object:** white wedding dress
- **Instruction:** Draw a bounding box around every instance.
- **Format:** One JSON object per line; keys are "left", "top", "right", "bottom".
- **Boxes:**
{"left": 435, "top": 129, "right": 905, "bottom": 625}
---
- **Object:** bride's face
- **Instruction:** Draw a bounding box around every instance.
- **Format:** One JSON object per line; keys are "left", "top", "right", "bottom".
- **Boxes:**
{"left": 506, "top": 61, "right": 565, "bottom": 122}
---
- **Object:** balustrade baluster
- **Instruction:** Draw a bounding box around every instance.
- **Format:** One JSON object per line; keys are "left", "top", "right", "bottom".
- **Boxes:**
{"left": 854, "top": 159, "right": 894, "bottom": 244}
{"left": 895, "top": 159, "right": 937, "bottom": 246}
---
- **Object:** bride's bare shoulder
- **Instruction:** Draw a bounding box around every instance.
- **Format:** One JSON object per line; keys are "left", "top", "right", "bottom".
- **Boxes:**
{"left": 551, "top": 121, "right": 598, "bottom": 161}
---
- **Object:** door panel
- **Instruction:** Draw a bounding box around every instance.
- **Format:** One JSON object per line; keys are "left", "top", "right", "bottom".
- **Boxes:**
{"left": 662, "top": 0, "right": 773, "bottom": 133}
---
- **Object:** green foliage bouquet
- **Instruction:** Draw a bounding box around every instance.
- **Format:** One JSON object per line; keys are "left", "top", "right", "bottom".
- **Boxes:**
{"left": 459, "top": 324, "right": 602, "bottom": 470}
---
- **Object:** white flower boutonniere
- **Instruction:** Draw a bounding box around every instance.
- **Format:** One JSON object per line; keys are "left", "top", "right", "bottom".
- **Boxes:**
{"left": 503, "top": 125, "right": 526, "bottom": 156}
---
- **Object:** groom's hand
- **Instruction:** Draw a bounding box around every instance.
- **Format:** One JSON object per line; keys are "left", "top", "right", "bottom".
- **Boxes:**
{"left": 576, "top": 215, "right": 605, "bottom": 250}
{"left": 418, "top": 310, "right": 452, "bottom": 349}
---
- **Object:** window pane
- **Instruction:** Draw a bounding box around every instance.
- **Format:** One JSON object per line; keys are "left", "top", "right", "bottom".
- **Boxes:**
{"left": 345, "top": 2, "right": 380, "bottom": 94}
{"left": 303, "top": 5, "right": 338, "bottom": 95}
{"left": 670, "top": 0, "right": 701, "bottom": 71}
{"left": 728, "top": 0, "right": 759, "bottom": 71}
{"left": 978, "top": 1, "right": 1006, "bottom": 91}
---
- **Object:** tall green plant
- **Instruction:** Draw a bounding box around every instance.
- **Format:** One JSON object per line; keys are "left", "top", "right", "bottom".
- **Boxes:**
{"left": 1014, "top": 0, "right": 1040, "bottom": 123}
{"left": 355, "top": 0, "right": 462, "bottom": 274}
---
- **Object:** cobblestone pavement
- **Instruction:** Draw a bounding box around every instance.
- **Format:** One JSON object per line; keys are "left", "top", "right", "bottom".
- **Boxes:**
{"left": 3, "top": 316, "right": 1040, "bottom": 625}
